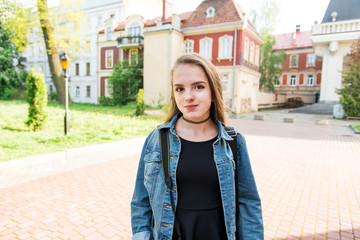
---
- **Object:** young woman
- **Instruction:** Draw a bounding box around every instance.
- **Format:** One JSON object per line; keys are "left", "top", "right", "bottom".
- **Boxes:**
{"left": 131, "top": 53, "right": 263, "bottom": 240}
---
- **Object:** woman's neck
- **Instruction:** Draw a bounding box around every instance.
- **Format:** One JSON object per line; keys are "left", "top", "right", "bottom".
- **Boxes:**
{"left": 175, "top": 116, "right": 218, "bottom": 142}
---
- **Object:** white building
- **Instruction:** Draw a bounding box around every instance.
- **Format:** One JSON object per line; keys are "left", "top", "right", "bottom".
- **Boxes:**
{"left": 23, "top": 0, "right": 169, "bottom": 104}
{"left": 312, "top": 0, "right": 360, "bottom": 103}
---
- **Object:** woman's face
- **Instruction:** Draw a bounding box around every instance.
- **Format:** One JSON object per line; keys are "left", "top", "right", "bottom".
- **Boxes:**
{"left": 172, "top": 63, "right": 212, "bottom": 121}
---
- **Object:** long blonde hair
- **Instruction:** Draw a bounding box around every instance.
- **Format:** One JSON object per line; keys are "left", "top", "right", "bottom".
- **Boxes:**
{"left": 164, "top": 53, "right": 226, "bottom": 125}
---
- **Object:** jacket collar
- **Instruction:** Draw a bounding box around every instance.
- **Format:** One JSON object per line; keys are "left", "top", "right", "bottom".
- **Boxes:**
{"left": 158, "top": 114, "right": 233, "bottom": 141}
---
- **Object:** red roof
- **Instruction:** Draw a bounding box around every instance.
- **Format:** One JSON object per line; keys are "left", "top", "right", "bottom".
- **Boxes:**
{"left": 181, "top": 0, "right": 244, "bottom": 29}
{"left": 273, "top": 30, "right": 312, "bottom": 50}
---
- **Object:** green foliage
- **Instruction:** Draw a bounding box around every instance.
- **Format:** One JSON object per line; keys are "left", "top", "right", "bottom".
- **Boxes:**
{"left": 249, "top": 0, "right": 280, "bottom": 38}
{"left": 49, "top": 91, "right": 57, "bottom": 101}
{"left": 98, "top": 96, "right": 115, "bottom": 106}
{"left": 336, "top": 39, "right": 360, "bottom": 117}
{"left": 25, "top": 68, "right": 48, "bottom": 131}
{"left": 0, "top": 0, "right": 31, "bottom": 52}
{"left": 259, "top": 35, "right": 287, "bottom": 92}
{"left": 135, "top": 89, "right": 145, "bottom": 116}
{"left": 0, "top": 22, "right": 27, "bottom": 99}
{"left": 109, "top": 59, "right": 143, "bottom": 105}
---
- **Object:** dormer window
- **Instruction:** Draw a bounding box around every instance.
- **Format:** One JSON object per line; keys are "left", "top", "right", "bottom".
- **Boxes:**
{"left": 206, "top": 7, "right": 215, "bottom": 18}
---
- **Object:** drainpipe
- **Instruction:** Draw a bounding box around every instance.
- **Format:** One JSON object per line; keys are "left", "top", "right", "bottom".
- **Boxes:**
{"left": 231, "top": 27, "right": 237, "bottom": 112}
{"left": 167, "top": 26, "right": 173, "bottom": 102}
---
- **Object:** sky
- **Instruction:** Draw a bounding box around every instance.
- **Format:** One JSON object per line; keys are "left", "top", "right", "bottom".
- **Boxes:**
{"left": 21, "top": 0, "right": 331, "bottom": 35}
{"left": 171, "top": 0, "right": 331, "bottom": 34}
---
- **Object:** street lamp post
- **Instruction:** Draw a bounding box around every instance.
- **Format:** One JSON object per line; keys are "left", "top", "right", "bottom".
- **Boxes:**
{"left": 60, "top": 52, "right": 71, "bottom": 135}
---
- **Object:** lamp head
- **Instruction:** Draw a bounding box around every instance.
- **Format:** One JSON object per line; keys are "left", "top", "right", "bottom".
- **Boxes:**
{"left": 60, "top": 52, "right": 71, "bottom": 70}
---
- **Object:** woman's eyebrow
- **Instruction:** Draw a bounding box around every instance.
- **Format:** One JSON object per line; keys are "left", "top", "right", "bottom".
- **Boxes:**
{"left": 173, "top": 81, "right": 206, "bottom": 87}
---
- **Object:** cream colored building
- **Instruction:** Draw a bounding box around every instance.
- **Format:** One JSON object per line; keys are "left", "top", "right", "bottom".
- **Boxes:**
{"left": 312, "top": 0, "right": 360, "bottom": 103}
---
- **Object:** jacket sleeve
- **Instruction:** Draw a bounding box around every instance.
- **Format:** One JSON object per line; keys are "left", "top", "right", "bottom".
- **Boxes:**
{"left": 131, "top": 137, "right": 153, "bottom": 240}
{"left": 237, "top": 135, "right": 264, "bottom": 240}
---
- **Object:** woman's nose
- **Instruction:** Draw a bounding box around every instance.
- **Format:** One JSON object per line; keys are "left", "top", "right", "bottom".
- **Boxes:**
{"left": 185, "top": 90, "right": 194, "bottom": 102}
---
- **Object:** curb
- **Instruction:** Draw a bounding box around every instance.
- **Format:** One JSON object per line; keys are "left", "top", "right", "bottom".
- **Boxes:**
{"left": 350, "top": 125, "right": 360, "bottom": 134}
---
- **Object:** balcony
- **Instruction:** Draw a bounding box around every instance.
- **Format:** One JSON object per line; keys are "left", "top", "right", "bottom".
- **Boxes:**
{"left": 117, "top": 36, "right": 144, "bottom": 49}
{"left": 312, "top": 19, "right": 360, "bottom": 35}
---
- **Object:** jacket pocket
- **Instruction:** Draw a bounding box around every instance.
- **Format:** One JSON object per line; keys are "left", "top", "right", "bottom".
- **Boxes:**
{"left": 143, "top": 150, "right": 162, "bottom": 202}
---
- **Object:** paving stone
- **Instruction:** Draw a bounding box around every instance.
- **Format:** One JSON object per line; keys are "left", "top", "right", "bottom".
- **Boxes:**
{"left": 0, "top": 116, "right": 359, "bottom": 239}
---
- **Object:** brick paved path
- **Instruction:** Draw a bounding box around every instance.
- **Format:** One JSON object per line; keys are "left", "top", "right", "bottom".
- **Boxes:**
{"left": 1, "top": 119, "right": 359, "bottom": 239}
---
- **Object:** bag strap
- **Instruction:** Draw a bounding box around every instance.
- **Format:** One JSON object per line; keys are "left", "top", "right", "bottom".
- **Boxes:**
{"left": 159, "top": 128, "right": 181, "bottom": 239}
{"left": 225, "top": 126, "right": 239, "bottom": 239}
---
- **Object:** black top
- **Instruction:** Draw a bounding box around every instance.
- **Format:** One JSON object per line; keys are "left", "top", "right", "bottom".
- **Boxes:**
{"left": 176, "top": 136, "right": 221, "bottom": 210}
{"left": 174, "top": 136, "right": 228, "bottom": 240}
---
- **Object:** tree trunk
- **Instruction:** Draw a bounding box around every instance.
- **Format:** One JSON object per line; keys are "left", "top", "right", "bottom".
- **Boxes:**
{"left": 37, "top": 0, "right": 71, "bottom": 105}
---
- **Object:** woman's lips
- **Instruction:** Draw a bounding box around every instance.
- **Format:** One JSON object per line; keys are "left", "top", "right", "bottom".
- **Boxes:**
{"left": 184, "top": 105, "right": 197, "bottom": 110}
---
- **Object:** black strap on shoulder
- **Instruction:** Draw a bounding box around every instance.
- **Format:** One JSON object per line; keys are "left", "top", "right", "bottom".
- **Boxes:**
{"left": 225, "top": 126, "right": 239, "bottom": 240}
{"left": 159, "top": 128, "right": 181, "bottom": 239}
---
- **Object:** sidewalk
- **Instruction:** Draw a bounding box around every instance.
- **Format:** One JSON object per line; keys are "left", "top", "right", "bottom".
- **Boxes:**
{"left": 1, "top": 111, "right": 360, "bottom": 239}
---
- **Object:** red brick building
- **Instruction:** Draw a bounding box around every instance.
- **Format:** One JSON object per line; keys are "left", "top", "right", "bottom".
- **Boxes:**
{"left": 273, "top": 28, "right": 323, "bottom": 103}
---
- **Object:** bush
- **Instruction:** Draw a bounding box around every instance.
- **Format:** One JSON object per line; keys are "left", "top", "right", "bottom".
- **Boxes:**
{"left": 109, "top": 60, "right": 143, "bottom": 105}
{"left": 98, "top": 96, "right": 115, "bottom": 106}
{"left": 25, "top": 68, "right": 48, "bottom": 131}
{"left": 49, "top": 91, "right": 57, "bottom": 101}
{"left": 284, "top": 97, "right": 304, "bottom": 108}
{"left": 0, "top": 69, "right": 27, "bottom": 100}
{"left": 336, "top": 39, "right": 360, "bottom": 117}
{"left": 135, "top": 89, "right": 145, "bottom": 116}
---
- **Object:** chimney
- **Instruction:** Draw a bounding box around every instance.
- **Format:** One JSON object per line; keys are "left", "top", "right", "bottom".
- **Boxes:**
{"left": 162, "top": 0, "right": 165, "bottom": 22}
{"left": 296, "top": 25, "right": 300, "bottom": 32}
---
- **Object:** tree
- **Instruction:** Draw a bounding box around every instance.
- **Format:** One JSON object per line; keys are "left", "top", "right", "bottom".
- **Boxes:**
{"left": 109, "top": 59, "right": 143, "bottom": 105}
{"left": 0, "top": 0, "right": 31, "bottom": 52}
{"left": 1, "top": 0, "right": 88, "bottom": 104}
{"left": 25, "top": 68, "right": 48, "bottom": 131}
{"left": 249, "top": 0, "right": 280, "bottom": 38}
{"left": 259, "top": 35, "right": 286, "bottom": 92}
{"left": 336, "top": 39, "right": 360, "bottom": 117}
{"left": 0, "top": 21, "right": 27, "bottom": 99}
{"left": 37, "top": 0, "right": 87, "bottom": 104}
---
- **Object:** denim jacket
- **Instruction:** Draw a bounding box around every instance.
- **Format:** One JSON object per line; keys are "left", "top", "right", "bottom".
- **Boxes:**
{"left": 131, "top": 114, "right": 264, "bottom": 240}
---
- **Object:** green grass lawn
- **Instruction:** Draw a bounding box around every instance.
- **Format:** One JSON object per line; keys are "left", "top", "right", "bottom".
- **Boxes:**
{"left": 0, "top": 100, "right": 164, "bottom": 161}
{"left": 354, "top": 124, "right": 360, "bottom": 131}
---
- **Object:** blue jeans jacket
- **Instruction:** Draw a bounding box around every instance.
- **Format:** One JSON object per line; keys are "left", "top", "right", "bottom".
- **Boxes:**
{"left": 131, "top": 115, "right": 264, "bottom": 240}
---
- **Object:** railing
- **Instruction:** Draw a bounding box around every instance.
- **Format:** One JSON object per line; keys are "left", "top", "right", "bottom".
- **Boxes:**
{"left": 313, "top": 19, "right": 360, "bottom": 35}
{"left": 117, "top": 36, "right": 144, "bottom": 47}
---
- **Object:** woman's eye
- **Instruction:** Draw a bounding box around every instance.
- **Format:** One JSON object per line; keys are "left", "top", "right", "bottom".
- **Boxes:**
{"left": 194, "top": 85, "right": 204, "bottom": 90}
{"left": 175, "top": 87, "right": 184, "bottom": 92}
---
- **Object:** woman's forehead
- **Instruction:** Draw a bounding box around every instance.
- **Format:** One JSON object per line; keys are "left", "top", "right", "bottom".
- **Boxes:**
{"left": 173, "top": 64, "right": 208, "bottom": 83}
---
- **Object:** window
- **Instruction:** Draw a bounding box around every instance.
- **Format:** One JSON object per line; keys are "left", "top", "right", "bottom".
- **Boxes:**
{"left": 221, "top": 73, "right": 230, "bottom": 93}
{"left": 86, "top": 62, "right": 90, "bottom": 76}
{"left": 129, "top": 22, "right": 141, "bottom": 36}
{"left": 200, "top": 37, "right": 212, "bottom": 59}
{"left": 76, "top": 86, "right": 80, "bottom": 97}
{"left": 219, "top": 36, "right": 232, "bottom": 59}
{"left": 206, "top": 7, "right": 216, "bottom": 18}
{"left": 307, "top": 75, "right": 314, "bottom": 86}
{"left": 86, "top": 86, "right": 91, "bottom": 97}
{"left": 274, "top": 78, "right": 280, "bottom": 86}
{"left": 184, "top": 40, "right": 194, "bottom": 54}
{"left": 110, "top": 14, "right": 115, "bottom": 19}
{"left": 290, "top": 75, "right": 296, "bottom": 86}
{"left": 50, "top": 85, "right": 53, "bottom": 92}
{"left": 38, "top": 40, "right": 44, "bottom": 57}
{"left": 290, "top": 55, "right": 298, "bottom": 67}
{"left": 105, "top": 50, "right": 113, "bottom": 68}
{"left": 130, "top": 49, "right": 138, "bottom": 63}
{"left": 250, "top": 42, "right": 255, "bottom": 64}
{"left": 75, "top": 63, "right": 79, "bottom": 76}
{"left": 244, "top": 37, "right": 249, "bottom": 61}
{"left": 255, "top": 46, "right": 260, "bottom": 66}
{"left": 107, "top": 26, "right": 112, "bottom": 41}
{"left": 307, "top": 54, "right": 316, "bottom": 66}
{"left": 97, "top": 16, "right": 103, "bottom": 27}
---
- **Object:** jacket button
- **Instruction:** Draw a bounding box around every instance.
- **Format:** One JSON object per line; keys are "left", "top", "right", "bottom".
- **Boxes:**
{"left": 170, "top": 157, "right": 175, "bottom": 160}
{"left": 161, "top": 223, "right": 170, "bottom": 227}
